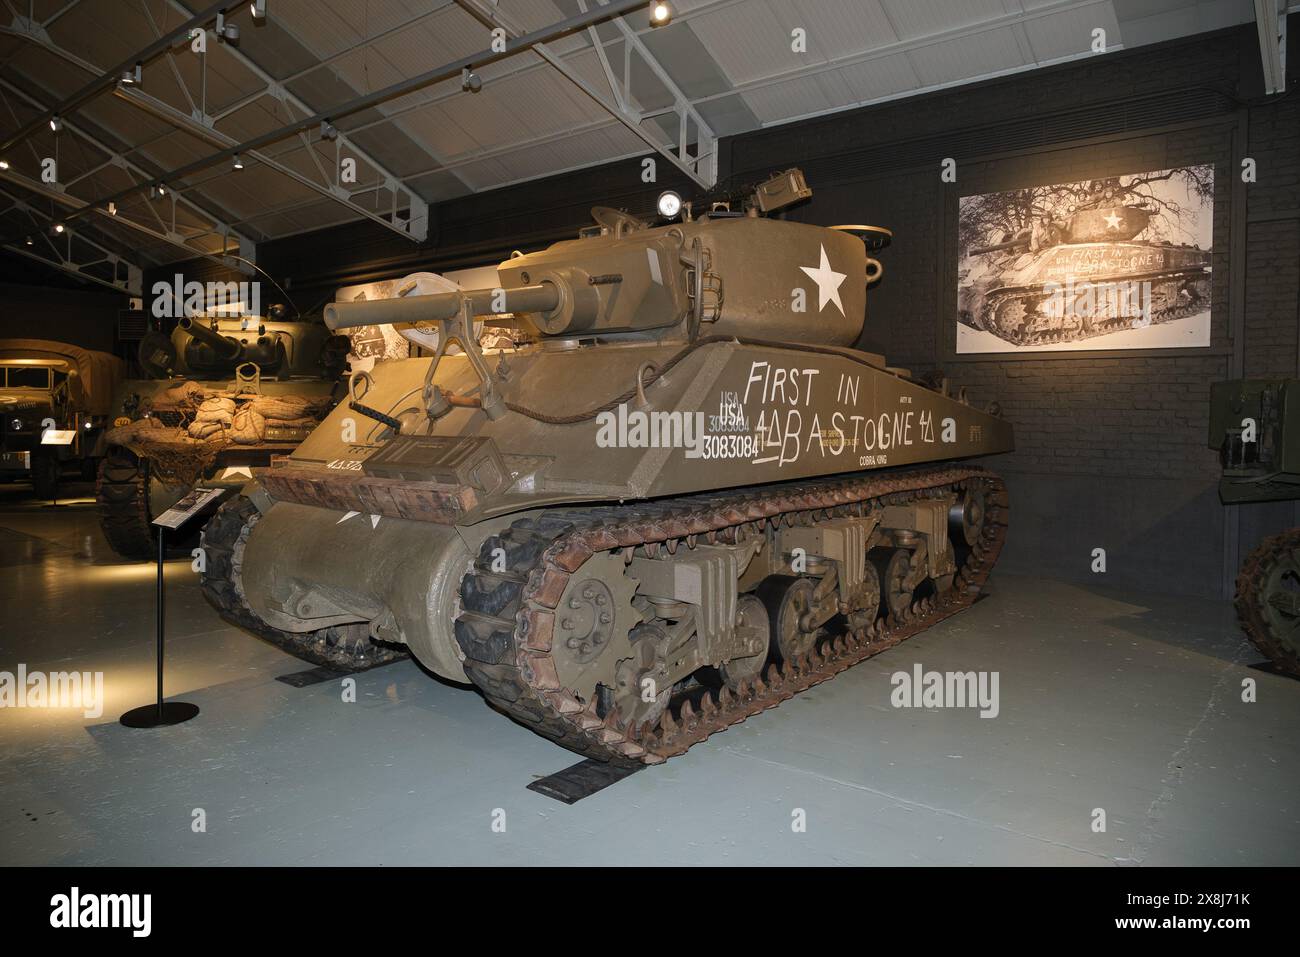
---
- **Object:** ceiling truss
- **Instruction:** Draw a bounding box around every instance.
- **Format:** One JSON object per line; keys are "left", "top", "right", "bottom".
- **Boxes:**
{"left": 0, "top": 183, "right": 143, "bottom": 294}
{"left": 1254, "top": 0, "right": 1288, "bottom": 94}
{"left": 155, "top": 0, "right": 429, "bottom": 243}
{"left": 0, "top": 76, "right": 256, "bottom": 268}
{"left": 455, "top": 0, "right": 717, "bottom": 188}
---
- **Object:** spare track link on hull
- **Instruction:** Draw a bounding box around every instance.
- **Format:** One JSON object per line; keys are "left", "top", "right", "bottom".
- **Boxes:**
{"left": 1234, "top": 529, "right": 1300, "bottom": 677}
{"left": 454, "top": 466, "right": 1009, "bottom": 765}
{"left": 96, "top": 450, "right": 158, "bottom": 559}
{"left": 201, "top": 496, "right": 409, "bottom": 673}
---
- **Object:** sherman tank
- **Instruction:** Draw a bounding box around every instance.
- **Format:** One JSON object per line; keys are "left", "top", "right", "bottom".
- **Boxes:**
{"left": 958, "top": 205, "right": 1211, "bottom": 346}
{"left": 201, "top": 169, "right": 1015, "bottom": 763}
{"left": 96, "top": 311, "right": 348, "bottom": 559}
{"left": 1210, "top": 378, "right": 1300, "bottom": 676}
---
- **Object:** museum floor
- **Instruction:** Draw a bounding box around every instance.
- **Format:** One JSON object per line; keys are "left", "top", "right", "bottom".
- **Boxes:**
{"left": 2, "top": 483, "right": 1297, "bottom": 867}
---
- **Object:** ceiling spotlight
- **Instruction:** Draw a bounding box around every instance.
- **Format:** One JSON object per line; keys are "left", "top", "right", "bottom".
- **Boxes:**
{"left": 121, "top": 62, "right": 142, "bottom": 86}
{"left": 657, "top": 189, "right": 683, "bottom": 219}
{"left": 232, "top": 154, "right": 244, "bottom": 170}
{"left": 649, "top": 1, "right": 672, "bottom": 25}
{"left": 151, "top": 183, "right": 167, "bottom": 199}
{"left": 53, "top": 222, "right": 65, "bottom": 234}
{"left": 0, "top": 159, "right": 8, "bottom": 170}
{"left": 108, "top": 201, "right": 117, "bottom": 215}
{"left": 320, "top": 120, "right": 337, "bottom": 140}
{"left": 49, "top": 114, "right": 62, "bottom": 133}
{"left": 216, "top": 12, "right": 239, "bottom": 43}
{"left": 250, "top": 0, "right": 266, "bottom": 20}
{"left": 462, "top": 67, "right": 482, "bottom": 93}
{"left": 25, "top": 235, "right": 32, "bottom": 245}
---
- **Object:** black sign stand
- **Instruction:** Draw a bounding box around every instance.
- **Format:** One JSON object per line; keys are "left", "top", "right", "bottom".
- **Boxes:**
{"left": 120, "top": 526, "right": 200, "bottom": 727}
{"left": 119, "top": 487, "right": 226, "bottom": 729}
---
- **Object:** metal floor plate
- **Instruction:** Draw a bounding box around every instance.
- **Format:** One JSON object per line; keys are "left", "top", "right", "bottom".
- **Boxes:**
{"left": 526, "top": 759, "right": 644, "bottom": 804}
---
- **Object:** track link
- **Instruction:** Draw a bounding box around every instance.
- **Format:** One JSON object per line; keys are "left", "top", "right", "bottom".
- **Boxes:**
{"left": 200, "top": 495, "right": 408, "bottom": 673}
{"left": 455, "top": 466, "right": 1008, "bottom": 765}
{"left": 1234, "top": 529, "right": 1300, "bottom": 677}
{"left": 96, "top": 449, "right": 156, "bottom": 559}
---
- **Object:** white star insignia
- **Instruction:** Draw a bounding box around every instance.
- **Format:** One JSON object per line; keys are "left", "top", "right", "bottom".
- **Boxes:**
{"left": 799, "top": 244, "right": 847, "bottom": 316}
{"left": 220, "top": 466, "right": 253, "bottom": 480}
{"left": 1103, "top": 210, "right": 1123, "bottom": 230}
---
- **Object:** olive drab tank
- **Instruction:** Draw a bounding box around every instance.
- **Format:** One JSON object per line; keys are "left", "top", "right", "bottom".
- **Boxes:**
{"left": 1210, "top": 378, "right": 1300, "bottom": 676}
{"left": 958, "top": 204, "right": 1212, "bottom": 347}
{"left": 96, "top": 313, "right": 348, "bottom": 560}
{"left": 201, "top": 169, "right": 1016, "bottom": 763}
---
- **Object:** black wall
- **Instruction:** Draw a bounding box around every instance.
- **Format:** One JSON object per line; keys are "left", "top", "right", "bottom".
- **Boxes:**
{"left": 0, "top": 282, "right": 128, "bottom": 354}
{"left": 724, "top": 23, "right": 1299, "bottom": 598}
{"left": 106, "top": 23, "right": 1300, "bottom": 598}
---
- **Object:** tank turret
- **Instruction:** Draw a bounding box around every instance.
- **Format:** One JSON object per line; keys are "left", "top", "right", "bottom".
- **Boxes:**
{"left": 136, "top": 314, "right": 346, "bottom": 380}
{"left": 325, "top": 169, "right": 886, "bottom": 349}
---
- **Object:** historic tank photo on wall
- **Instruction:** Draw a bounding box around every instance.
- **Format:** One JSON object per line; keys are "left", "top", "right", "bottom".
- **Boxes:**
{"left": 956, "top": 164, "right": 1214, "bottom": 353}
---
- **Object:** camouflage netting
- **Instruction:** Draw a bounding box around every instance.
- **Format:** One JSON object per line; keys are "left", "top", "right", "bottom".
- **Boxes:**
{"left": 107, "top": 389, "right": 330, "bottom": 485}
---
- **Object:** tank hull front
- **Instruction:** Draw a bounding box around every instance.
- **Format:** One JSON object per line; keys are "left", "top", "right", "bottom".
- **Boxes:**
{"left": 238, "top": 499, "right": 476, "bottom": 682}
{"left": 263, "top": 339, "right": 1013, "bottom": 524}
{"left": 232, "top": 337, "right": 1011, "bottom": 686}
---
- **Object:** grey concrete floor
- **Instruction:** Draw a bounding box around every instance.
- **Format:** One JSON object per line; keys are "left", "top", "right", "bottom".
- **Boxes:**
{"left": 1, "top": 481, "right": 1298, "bottom": 866}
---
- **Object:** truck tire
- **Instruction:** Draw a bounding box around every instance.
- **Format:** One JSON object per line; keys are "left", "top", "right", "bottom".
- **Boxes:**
{"left": 30, "top": 451, "right": 60, "bottom": 500}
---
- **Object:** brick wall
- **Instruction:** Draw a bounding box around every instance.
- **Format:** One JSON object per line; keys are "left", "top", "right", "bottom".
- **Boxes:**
{"left": 728, "top": 23, "right": 1299, "bottom": 597}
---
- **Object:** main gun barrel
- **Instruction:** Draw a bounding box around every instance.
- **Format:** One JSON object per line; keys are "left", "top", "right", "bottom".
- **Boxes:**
{"left": 324, "top": 283, "right": 563, "bottom": 332}
{"left": 178, "top": 316, "right": 242, "bottom": 359}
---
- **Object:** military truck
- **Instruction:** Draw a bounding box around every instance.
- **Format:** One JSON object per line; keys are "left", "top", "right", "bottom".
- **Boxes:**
{"left": 1210, "top": 378, "right": 1300, "bottom": 676}
{"left": 201, "top": 169, "right": 1015, "bottom": 764}
{"left": 97, "top": 312, "right": 347, "bottom": 558}
{"left": 0, "top": 340, "right": 123, "bottom": 497}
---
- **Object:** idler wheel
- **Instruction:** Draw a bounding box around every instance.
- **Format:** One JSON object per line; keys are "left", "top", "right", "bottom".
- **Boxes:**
{"left": 949, "top": 486, "right": 986, "bottom": 547}
{"left": 759, "top": 576, "right": 824, "bottom": 663}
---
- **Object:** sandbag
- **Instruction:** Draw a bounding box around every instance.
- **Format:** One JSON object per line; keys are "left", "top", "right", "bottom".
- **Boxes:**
{"left": 229, "top": 407, "right": 266, "bottom": 444}
{"left": 188, "top": 420, "right": 224, "bottom": 439}
{"left": 248, "top": 394, "right": 327, "bottom": 421}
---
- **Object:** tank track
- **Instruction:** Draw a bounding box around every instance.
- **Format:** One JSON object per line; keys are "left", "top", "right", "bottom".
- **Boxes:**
{"left": 454, "top": 466, "right": 1008, "bottom": 765}
{"left": 200, "top": 495, "right": 409, "bottom": 673}
{"left": 1234, "top": 529, "right": 1300, "bottom": 678}
{"left": 96, "top": 449, "right": 157, "bottom": 559}
{"left": 978, "top": 269, "right": 1207, "bottom": 347}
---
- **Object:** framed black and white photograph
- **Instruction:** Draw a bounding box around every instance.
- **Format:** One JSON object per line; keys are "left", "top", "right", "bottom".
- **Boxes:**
{"left": 956, "top": 165, "right": 1214, "bottom": 354}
